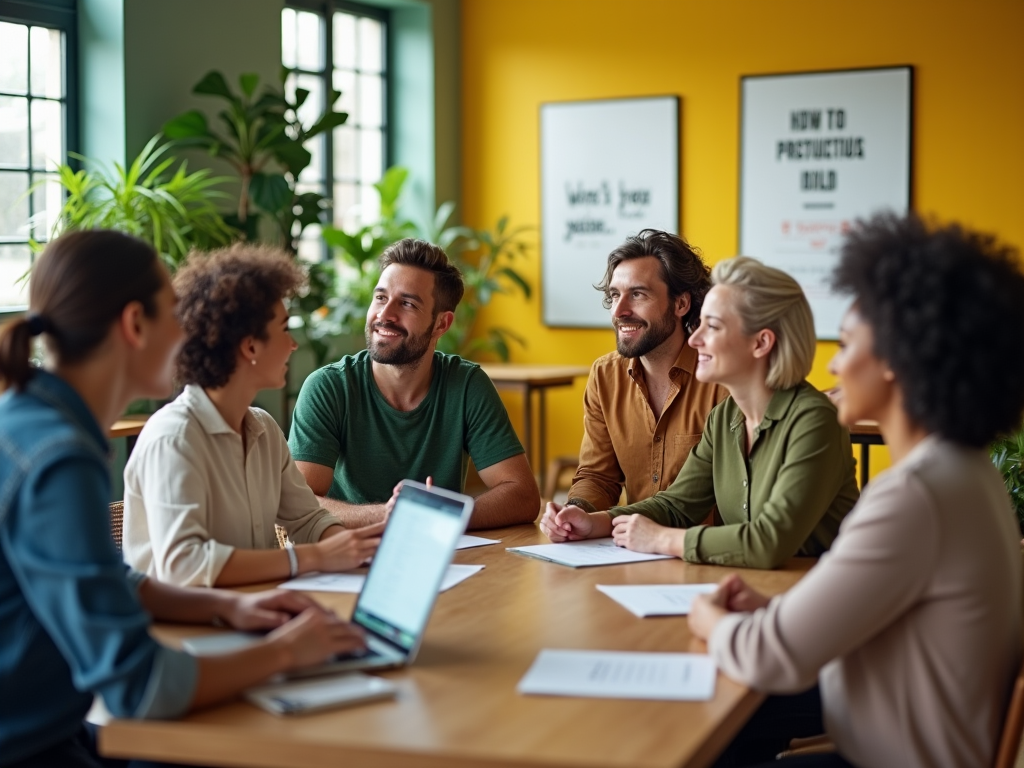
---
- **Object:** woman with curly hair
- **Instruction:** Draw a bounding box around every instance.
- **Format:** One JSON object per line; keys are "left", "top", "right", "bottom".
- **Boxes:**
{"left": 123, "top": 244, "right": 383, "bottom": 587}
{"left": 690, "top": 213, "right": 1024, "bottom": 767}
{"left": 540, "top": 256, "right": 859, "bottom": 568}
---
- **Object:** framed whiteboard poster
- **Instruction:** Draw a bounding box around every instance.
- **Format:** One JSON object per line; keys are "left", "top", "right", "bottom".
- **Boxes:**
{"left": 541, "top": 96, "right": 679, "bottom": 328}
{"left": 739, "top": 66, "right": 912, "bottom": 339}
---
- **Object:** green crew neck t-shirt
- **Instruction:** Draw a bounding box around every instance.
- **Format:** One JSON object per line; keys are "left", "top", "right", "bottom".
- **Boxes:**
{"left": 288, "top": 350, "right": 525, "bottom": 504}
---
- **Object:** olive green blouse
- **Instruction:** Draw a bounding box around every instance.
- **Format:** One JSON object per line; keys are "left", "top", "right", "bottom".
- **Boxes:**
{"left": 610, "top": 382, "right": 859, "bottom": 568}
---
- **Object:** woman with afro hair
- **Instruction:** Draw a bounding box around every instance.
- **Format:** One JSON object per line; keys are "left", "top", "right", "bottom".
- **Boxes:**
{"left": 690, "top": 212, "right": 1024, "bottom": 767}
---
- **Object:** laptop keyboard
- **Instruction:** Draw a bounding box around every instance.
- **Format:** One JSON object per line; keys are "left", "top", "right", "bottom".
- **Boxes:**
{"left": 332, "top": 646, "right": 384, "bottom": 662}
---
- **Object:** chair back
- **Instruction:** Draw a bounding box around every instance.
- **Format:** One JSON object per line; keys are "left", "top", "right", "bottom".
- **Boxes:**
{"left": 275, "top": 524, "right": 289, "bottom": 549}
{"left": 109, "top": 501, "right": 124, "bottom": 550}
{"left": 995, "top": 656, "right": 1024, "bottom": 768}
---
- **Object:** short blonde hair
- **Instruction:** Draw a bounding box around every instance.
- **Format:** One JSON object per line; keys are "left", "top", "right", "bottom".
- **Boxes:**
{"left": 711, "top": 256, "right": 815, "bottom": 390}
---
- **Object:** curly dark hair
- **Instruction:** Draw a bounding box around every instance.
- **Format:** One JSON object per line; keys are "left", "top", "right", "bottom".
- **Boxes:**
{"left": 595, "top": 229, "right": 711, "bottom": 334}
{"left": 832, "top": 212, "right": 1024, "bottom": 448}
{"left": 173, "top": 244, "right": 306, "bottom": 389}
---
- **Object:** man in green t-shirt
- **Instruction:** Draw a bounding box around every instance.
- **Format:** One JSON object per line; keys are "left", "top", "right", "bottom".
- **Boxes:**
{"left": 289, "top": 238, "right": 540, "bottom": 530}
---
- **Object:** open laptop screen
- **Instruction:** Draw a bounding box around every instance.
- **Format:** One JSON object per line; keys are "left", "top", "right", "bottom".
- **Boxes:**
{"left": 353, "top": 484, "right": 469, "bottom": 653}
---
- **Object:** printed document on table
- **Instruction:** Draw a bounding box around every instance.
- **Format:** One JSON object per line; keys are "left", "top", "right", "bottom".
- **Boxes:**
{"left": 457, "top": 534, "right": 501, "bottom": 550}
{"left": 596, "top": 583, "right": 718, "bottom": 617}
{"left": 279, "top": 564, "right": 484, "bottom": 593}
{"left": 518, "top": 649, "right": 716, "bottom": 700}
{"left": 506, "top": 538, "right": 674, "bottom": 568}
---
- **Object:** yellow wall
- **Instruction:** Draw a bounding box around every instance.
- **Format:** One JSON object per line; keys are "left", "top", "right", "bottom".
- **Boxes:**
{"left": 461, "top": 0, "right": 1024, "bottom": 479}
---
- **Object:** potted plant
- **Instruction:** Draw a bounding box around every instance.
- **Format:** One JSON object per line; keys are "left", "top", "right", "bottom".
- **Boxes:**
{"left": 991, "top": 427, "right": 1024, "bottom": 538}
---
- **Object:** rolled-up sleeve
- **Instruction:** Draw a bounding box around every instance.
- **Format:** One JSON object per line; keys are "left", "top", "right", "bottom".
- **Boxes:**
{"left": 9, "top": 455, "right": 198, "bottom": 719}
{"left": 127, "top": 435, "right": 234, "bottom": 587}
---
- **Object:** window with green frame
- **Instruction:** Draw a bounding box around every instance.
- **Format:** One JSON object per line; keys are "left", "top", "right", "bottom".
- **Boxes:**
{"left": 282, "top": 0, "right": 388, "bottom": 262}
{"left": 0, "top": 0, "right": 75, "bottom": 310}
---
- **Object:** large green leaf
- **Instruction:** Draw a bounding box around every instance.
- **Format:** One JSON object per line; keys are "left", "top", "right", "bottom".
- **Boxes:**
{"left": 271, "top": 141, "right": 312, "bottom": 177}
{"left": 374, "top": 166, "right": 408, "bottom": 219}
{"left": 239, "top": 72, "right": 260, "bottom": 98}
{"left": 193, "top": 71, "right": 235, "bottom": 100}
{"left": 305, "top": 110, "right": 349, "bottom": 139}
{"left": 162, "top": 110, "right": 212, "bottom": 140}
{"left": 250, "top": 172, "right": 292, "bottom": 214}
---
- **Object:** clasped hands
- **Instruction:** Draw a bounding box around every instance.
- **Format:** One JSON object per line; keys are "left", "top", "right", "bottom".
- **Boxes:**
{"left": 538, "top": 502, "right": 676, "bottom": 555}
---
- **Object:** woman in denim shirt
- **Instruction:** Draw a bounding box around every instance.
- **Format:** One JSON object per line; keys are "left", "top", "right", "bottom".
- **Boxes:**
{"left": 0, "top": 231, "right": 365, "bottom": 768}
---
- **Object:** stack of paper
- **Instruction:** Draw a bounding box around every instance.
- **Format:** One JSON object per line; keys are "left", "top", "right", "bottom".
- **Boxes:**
{"left": 518, "top": 649, "right": 716, "bottom": 700}
{"left": 596, "top": 583, "right": 718, "bottom": 617}
{"left": 507, "top": 538, "right": 674, "bottom": 568}
{"left": 457, "top": 535, "right": 500, "bottom": 550}
{"left": 279, "top": 563, "right": 484, "bottom": 593}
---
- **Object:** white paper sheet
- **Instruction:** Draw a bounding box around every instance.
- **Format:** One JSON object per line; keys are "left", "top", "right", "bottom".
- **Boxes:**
{"left": 518, "top": 649, "right": 716, "bottom": 701}
{"left": 506, "top": 538, "right": 674, "bottom": 568}
{"left": 279, "top": 564, "right": 484, "bottom": 593}
{"left": 596, "top": 583, "right": 718, "bottom": 617}
{"left": 457, "top": 535, "right": 501, "bottom": 550}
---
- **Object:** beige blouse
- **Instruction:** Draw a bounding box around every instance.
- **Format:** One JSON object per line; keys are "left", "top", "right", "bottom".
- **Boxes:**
{"left": 123, "top": 385, "right": 341, "bottom": 587}
{"left": 711, "top": 435, "right": 1022, "bottom": 767}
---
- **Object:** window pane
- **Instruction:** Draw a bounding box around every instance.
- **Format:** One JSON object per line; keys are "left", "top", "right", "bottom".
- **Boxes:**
{"left": 31, "top": 173, "right": 61, "bottom": 240}
{"left": 332, "top": 69, "right": 356, "bottom": 117}
{"left": 0, "top": 171, "right": 30, "bottom": 237}
{"left": 333, "top": 125, "right": 356, "bottom": 180}
{"left": 297, "top": 224, "right": 321, "bottom": 263}
{"left": 31, "top": 100, "right": 62, "bottom": 170}
{"left": 0, "top": 244, "right": 31, "bottom": 308}
{"left": 294, "top": 73, "right": 323, "bottom": 130}
{"left": 357, "top": 17, "right": 383, "bottom": 73}
{"left": 358, "top": 73, "right": 382, "bottom": 128}
{"left": 333, "top": 13, "right": 356, "bottom": 69}
{"left": 0, "top": 97, "right": 29, "bottom": 166}
{"left": 359, "top": 129, "right": 383, "bottom": 183}
{"left": 0, "top": 22, "right": 28, "bottom": 95}
{"left": 295, "top": 10, "right": 323, "bottom": 71}
{"left": 359, "top": 182, "right": 380, "bottom": 223}
{"left": 281, "top": 8, "right": 297, "bottom": 69}
{"left": 30, "top": 26, "right": 63, "bottom": 98}
{"left": 333, "top": 181, "right": 357, "bottom": 227}
{"left": 300, "top": 133, "right": 324, "bottom": 183}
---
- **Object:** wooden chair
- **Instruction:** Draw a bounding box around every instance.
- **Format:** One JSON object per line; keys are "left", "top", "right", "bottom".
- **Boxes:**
{"left": 109, "top": 501, "right": 124, "bottom": 550}
{"left": 778, "top": 657, "right": 1024, "bottom": 766}
{"left": 275, "top": 524, "right": 289, "bottom": 549}
{"left": 543, "top": 455, "right": 579, "bottom": 501}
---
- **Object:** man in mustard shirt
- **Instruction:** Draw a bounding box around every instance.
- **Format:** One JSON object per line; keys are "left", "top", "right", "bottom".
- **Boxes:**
{"left": 548, "top": 229, "right": 726, "bottom": 518}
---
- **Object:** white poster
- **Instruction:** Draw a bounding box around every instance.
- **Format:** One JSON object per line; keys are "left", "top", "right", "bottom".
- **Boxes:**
{"left": 739, "top": 67, "right": 912, "bottom": 339}
{"left": 541, "top": 97, "right": 679, "bottom": 328}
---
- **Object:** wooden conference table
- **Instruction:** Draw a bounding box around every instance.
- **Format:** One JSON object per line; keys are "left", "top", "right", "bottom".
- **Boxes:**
{"left": 100, "top": 525, "right": 812, "bottom": 768}
{"left": 109, "top": 414, "right": 150, "bottom": 455}
{"left": 479, "top": 364, "right": 590, "bottom": 489}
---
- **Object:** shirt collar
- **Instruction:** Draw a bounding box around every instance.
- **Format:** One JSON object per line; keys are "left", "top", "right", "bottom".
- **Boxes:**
{"left": 728, "top": 381, "right": 803, "bottom": 431}
{"left": 182, "top": 384, "right": 264, "bottom": 440}
{"left": 626, "top": 341, "right": 698, "bottom": 380}
{"left": 25, "top": 369, "right": 109, "bottom": 453}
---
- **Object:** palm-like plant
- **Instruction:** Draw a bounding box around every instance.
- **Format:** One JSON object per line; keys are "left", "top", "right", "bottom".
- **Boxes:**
{"left": 991, "top": 428, "right": 1024, "bottom": 536}
{"left": 41, "top": 135, "right": 235, "bottom": 269}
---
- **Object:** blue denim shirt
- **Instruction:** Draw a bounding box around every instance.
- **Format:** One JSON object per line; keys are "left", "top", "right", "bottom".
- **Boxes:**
{"left": 0, "top": 370, "right": 197, "bottom": 765}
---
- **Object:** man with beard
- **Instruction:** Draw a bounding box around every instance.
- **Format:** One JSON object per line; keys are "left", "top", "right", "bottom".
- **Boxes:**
{"left": 288, "top": 239, "right": 540, "bottom": 529}
{"left": 546, "top": 229, "right": 726, "bottom": 521}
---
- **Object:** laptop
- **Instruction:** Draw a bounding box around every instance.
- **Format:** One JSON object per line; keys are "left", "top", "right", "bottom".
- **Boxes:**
{"left": 183, "top": 480, "right": 475, "bottom": 676}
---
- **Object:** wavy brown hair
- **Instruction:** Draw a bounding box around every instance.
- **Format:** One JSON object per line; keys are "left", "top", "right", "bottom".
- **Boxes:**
{"left": 173, "top": 244, "right": 305, "bottom": 389}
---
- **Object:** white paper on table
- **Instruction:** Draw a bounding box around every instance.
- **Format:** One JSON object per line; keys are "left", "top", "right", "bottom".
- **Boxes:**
{"left": 518, "top": 649, "right": 716, "bottom": 701}
{"left": 457, "top": 534, "right": 501, "bottom": 550}
{"left": 506, "top": 538, "right": 674, "bottom": 568}
{"left": 279, "top": 563, "right": 484, "bottom": 593}
{"left": 596, "top": 583, "right": 718, "bottom": 617}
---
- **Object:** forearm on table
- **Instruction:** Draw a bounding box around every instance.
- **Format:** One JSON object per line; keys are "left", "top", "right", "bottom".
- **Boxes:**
{"left": 138, "top": 578, "right": 235, "bottom": 624}
{"left": 316, "top": 495, "right": 387, "bottom": 528}
{"left": 566, "top": 475, "right": 621, "bottom": 512}
{"left": 190, "top": 641, "right": 291, "bottom": 710}
{"left": 214, "top": 545, "right": 329, "bottom": 586}
{"left": 468, "top": 481, "right": 541, "bottom": 529}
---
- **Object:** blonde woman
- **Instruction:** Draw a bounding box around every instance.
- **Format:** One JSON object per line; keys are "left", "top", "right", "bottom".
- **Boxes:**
{"left": 540, "top": 256, "right": 859, "bottom": 568}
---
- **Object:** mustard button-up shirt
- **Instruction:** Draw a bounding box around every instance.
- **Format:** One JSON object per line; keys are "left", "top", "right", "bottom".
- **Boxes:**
{"left": 568, "top": 344, "right": 726, "bottom": 511}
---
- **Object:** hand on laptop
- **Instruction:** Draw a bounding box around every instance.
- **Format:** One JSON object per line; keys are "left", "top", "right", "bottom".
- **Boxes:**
{"left": 316, "top": 522, "right": 386, "bottom": 570}
{"left": 267, "top": 609, "right": 367, "bottom": 670}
